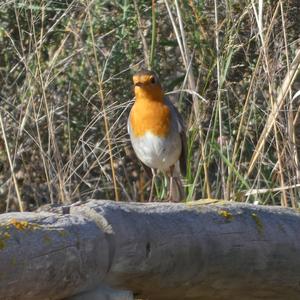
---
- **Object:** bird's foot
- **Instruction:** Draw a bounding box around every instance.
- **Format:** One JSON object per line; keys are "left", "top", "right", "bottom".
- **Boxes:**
{"left": 164, "top": 195, "right": 181, "bottom": 203}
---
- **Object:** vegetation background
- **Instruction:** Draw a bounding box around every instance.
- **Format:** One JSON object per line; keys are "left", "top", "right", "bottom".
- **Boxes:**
{"left": 0, "top": 0, "right": 299, "bottom": 212}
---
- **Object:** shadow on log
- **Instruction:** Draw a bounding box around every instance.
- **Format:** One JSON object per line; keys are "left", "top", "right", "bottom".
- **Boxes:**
{"left": 0, "top": 200, "right": 300, "bottom": 300}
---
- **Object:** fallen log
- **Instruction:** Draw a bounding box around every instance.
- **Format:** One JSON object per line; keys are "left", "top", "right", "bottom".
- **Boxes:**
{"left": 0, "top": 200, "right": 300, "bottom": 300}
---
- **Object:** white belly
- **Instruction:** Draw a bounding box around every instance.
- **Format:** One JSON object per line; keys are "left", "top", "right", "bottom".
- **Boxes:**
{"left": 130, "top": 131, "right": 182, "bottom": 171}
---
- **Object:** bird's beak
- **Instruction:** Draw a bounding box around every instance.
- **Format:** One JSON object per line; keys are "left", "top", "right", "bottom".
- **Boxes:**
{"left": 134, "top": 82, "right": 143, "bottom": 87}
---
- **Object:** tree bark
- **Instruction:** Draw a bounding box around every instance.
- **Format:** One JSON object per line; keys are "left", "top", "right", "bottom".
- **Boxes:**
{"left": 0, "top": 200, "right": 300, "bottom": 300}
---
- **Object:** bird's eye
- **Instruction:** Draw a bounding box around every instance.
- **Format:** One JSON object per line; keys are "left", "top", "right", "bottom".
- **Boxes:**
{"left": 150, "top": 76, "right": 155, "bottom": 84}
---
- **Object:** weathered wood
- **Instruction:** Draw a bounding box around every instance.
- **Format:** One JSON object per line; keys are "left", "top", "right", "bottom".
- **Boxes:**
{"left": 1, "top": 200, "right": 300, "bottom": 300}
{"left": 68, "top": 284, "right": 133, "bottom": 300}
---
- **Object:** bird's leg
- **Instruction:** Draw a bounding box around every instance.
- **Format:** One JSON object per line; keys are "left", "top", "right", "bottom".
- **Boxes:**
{"left": 166, "top": 165, "right": 183, "bottom": 202}
{"left": 174, "top": 176, "right": 185, "bottom": 201}
{"left": 148, "top": 168, "right": 156, "bottom": 202}
{"left": 169, "top": 176, "right": 174, "bottom": 202}
{"left": 166, "top": 165, "right": 175, "bottom": 202}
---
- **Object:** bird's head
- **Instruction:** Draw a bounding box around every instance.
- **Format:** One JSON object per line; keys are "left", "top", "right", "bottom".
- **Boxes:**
{"left": 133, "top": 69, "right": 164, "bottom": 102}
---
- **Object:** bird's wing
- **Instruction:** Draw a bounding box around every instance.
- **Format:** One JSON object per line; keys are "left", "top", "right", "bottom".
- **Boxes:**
{"left": 127, "top": 107, "right": 153, "bottom": 178}
{"left": 127, "top": 109, "right": 132, "bottom": 135}
{"left": 164, "top": 97, "right": 187, "bottom": 177}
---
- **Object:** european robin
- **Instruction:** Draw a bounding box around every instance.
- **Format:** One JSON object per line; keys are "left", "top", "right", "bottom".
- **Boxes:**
{"left": 128, "top": 70, "right": 187, "bottom": 202}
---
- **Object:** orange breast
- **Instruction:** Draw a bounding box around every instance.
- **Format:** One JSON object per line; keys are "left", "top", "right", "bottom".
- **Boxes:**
{"left": 130, "top": 99, "right": 171, "bottom": 137}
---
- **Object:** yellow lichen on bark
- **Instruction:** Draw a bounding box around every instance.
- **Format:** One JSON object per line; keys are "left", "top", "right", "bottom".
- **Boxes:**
{"left": 8, "top": 219, "right": 39, "bottom": 231}
{"left": 218, "top": 210, "right": 234, "bottom": 221}
{"left": 251, "top": 213, "right": 264, "bottom": 234}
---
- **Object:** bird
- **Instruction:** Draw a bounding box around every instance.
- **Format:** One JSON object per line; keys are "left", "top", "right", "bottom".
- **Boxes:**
{"left": 128, "top": 69, "right": 187, "bottom": 202}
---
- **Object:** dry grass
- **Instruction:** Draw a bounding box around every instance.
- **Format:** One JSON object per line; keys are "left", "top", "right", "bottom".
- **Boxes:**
{"left": 0, "top": 0, "right": 300, "bottom": 212}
